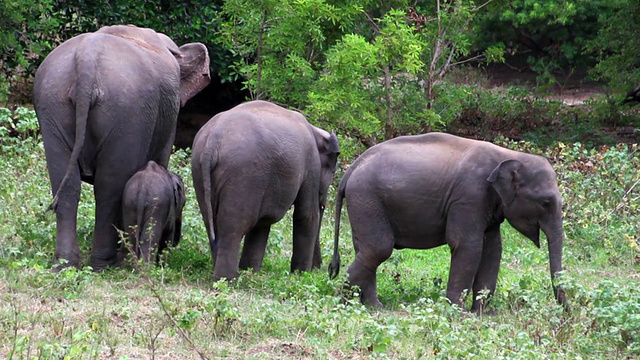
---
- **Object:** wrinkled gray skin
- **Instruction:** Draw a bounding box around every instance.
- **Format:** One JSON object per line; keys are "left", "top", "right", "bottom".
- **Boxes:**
{"left": 329, "top": 132, "right": 570, "bottom": 313}
{"left": 121, "top": 161, "right": 186, "bottom": 263}
{"left": 191, "top": 100, "right": 340, "bottom": 281}
{"left": 34, "top": 25, "right": 210, "bottom": 270}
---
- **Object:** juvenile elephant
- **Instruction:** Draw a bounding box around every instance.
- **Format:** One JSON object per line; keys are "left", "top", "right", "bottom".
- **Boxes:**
{"left": 121, "top": 161, "right": 186, "bottom": 263}
{"left": 329, "top": 132, "right": 570, "bottom": 313}
{"left": 191, "top": 100, "right": 340, "bottom": 281}
{"left": 34, "top": 25, "right": 210, "bottom": 270}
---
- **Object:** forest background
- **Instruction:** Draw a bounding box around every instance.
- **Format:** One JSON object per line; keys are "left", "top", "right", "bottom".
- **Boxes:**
{"left": 2, "top": 0, "right": 640, "bottom": 151}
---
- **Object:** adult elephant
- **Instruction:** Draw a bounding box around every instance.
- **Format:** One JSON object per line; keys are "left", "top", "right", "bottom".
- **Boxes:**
{"left": 34, "top": 25, "right": 210, "bottom": 270}
{"left": 329, "top": 132, "right": 570, "bottom": 313}
{"left": 191, "top": 100, "right": 340, "bottom": 281}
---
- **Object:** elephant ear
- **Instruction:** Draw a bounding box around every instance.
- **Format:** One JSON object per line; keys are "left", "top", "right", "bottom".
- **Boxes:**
{"left": 313, "top": 127, "right": 340, "bottom": 172}
{"left": 175, "top": 43, "right": 211, "bottom": 107}
{"left": 487, "top": 159, "right": 523, "bottom": 206}
{"left": 155, "top": 33, "right": 211, "bottom": 106}
{"left": 170, "top": 173, "right": 186, "bottom": 210}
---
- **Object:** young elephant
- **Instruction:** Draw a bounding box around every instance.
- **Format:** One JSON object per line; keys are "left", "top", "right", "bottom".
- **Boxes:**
{"left": 329, "top": 132, "right": 570, "bottom": 313}
{"left": 191, "top": 100, "right": 340, "bottom": 281}
{"left": 121, "top": 161, "right": 186, "bottom": 263}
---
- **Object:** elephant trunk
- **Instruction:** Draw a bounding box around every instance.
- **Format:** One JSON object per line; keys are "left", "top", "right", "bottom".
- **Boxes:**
{"left": 312, "top": 209, "right": 324, "bottom": 269}
{"left": 544, "top": 221, "right": 571, "bottom": 313}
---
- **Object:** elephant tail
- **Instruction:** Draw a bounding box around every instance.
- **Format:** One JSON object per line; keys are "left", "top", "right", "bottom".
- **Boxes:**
{"left": 328, "top": 168, "right": 350, "bottom": 279}
{"left": 50, "top": 51, "right": 97, "bottom": 212}
{"left": 200, "top": 152, "right": 218, "bottom": 254}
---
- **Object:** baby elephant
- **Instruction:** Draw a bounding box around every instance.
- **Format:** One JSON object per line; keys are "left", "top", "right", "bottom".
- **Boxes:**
{"left": 329, "top": 132, "right": 569, "bottom": 313}
{"left": 121, "top": 161, "right": 186, "bottom": 263}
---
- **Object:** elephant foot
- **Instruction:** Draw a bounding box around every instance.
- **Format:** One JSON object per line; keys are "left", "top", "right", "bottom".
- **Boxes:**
{"left": 312, "top": 251, "right": 322, "bottom": 269}
{"left": 213, "top": 269, "right": 239, "bottom": 282}
{"left": 238, "top": 258, "right": 262, "bottom": 272}
{"left": 90, "top": 255, "right": 119, "bottom": 271}
{"left": 51, "top": 258, "right": 80, "bottom": 273}
{"left": 339, "top": 281, "right": 384, "bottom": 308}
{"left": 364, "top": 297, "right": 384, "bottom": 309}
{"left": 53, "top": 249, "right": 81, "bottom": 271}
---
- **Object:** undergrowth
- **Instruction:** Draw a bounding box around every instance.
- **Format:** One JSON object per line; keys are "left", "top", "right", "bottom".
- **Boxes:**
{"left": 0, "top": 106, "right": 638, "bottom": 358}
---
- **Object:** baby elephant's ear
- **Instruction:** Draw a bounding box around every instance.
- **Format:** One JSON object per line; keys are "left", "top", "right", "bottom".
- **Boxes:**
{"left": 487, "top": 159, "right": 523, "bottom": 206}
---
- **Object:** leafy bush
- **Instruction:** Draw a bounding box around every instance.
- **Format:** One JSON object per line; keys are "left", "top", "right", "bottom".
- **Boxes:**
{"left": 552, "top": 142, "right": 640, "bottom": 265}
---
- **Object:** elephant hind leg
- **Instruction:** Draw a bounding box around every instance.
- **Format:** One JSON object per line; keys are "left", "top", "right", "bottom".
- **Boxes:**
{"left": 290, "top": 187, "right": 320, "bottom": 273}
{"left": 91, "top": 174, "right": 129, "bottom": 270}
{"left": 346, "top": 219, "right": 395, "bottom": 308}
{"left": 212, "top": 234, "right": 242, "bottom": 281}
{"left": 53, "top": 175, "right": 82, "bottom": 269}
{"left": 239, "top": 225, "right": 270, "bottom": 272}
{"left": 137, "top": 216, "right": 164, "bottom": 263}
{"left": 40, "top": 110, "right": 83, "bottom": 269}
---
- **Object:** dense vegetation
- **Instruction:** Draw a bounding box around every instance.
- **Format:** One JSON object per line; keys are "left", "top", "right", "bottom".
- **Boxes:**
{"left": 2, "top": 0, "right": 640, "bottom": 146}
{"left": 0, "top": 101, "right": 639, "bottom": 357}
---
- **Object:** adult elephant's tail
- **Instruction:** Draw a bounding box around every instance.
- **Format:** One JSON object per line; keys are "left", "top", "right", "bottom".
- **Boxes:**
{"left": 200, "top": 151, "right": 218, "bottom": 254}
{"left": 328, "top": 168, "right": 352, "bottom": 279}
{"left": 50, "top": 49, "right": 97, "bottom": 212}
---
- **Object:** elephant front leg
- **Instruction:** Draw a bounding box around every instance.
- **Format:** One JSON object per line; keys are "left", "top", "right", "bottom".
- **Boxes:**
{"left": 445, "top": 224, "right": 485, "bottom": 310}
{"left": 239, "top": 225, "right": 270, "bottom": 272}
{"left": 446, "top": 242, "right": 483, "bottom": 309}
{"left": 470, "top": 226, "right": 503, "bottom": 314}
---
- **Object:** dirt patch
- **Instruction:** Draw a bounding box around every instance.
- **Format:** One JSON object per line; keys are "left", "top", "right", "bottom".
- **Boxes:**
{"left": 483, "top": 61, "right": 608, "bottom": 106}
{"left": 450, "top": 61, "right": 640, "bottom": 145}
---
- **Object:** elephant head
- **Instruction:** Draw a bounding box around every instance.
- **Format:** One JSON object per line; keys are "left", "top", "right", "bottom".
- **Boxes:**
{"left": 488, "top": 157, "right": 570, "bottom": 311}
{"left": 308, "top": 126, "right": 340, "bottom": 268}
{"left": 170, "top": 172, "right": 186, "bottom": 247}
{"left": 312, "top": 126, "right": 340, "bottom": 211}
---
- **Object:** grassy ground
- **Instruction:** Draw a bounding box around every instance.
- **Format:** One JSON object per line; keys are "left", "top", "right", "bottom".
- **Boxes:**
{"left": 0, "top": 108, "right": 639, "bottom": 359}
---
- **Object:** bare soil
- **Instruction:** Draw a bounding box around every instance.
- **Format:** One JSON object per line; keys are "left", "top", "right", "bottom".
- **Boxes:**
{"left": 448, "top": 61, "right": 640, "bottom": 146}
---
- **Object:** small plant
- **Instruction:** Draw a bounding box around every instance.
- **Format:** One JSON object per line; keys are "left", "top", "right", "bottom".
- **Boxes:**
{"left": 0, "top": 107, "right": 40, "bottom": 153}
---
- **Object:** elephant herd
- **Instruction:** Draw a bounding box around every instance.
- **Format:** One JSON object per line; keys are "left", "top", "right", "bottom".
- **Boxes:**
{"left": 33, "top": 25, "right": 569, "bottom": 313}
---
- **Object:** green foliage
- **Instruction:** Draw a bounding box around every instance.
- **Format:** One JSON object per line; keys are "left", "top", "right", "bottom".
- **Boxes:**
{"left": 220, "top": 2, "right": 502, "bottom": 146}
{"left": 553, "top": 142, "right": 640, "bottom": 265}
{"left": 0, "top": 0, "right": 233, "bottom": 102}
{"left": 0, "top": 107, "right": 40, "bottom": 151}
{"left": 586, "top": 0, "right": 640, "bottom": 94}
{"left": 308, "top": 9, "right": 444, "bottom": 147}
{"left": 0, "top": 0, "right": 57, "bottom": 102}
{"left": 474, "top": 0, "right": 616, "bottom": 87}
{"left": 218, "top": 0, "right": 362, "bottom": 103}
{"left": 51, "top": 1, "right": 231, "bottom": 79}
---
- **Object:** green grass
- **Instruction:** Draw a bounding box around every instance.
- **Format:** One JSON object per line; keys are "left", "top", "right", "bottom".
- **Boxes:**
{"left": 0, "top": 108, "right": 639, "bottom": 359}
